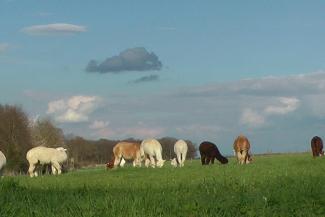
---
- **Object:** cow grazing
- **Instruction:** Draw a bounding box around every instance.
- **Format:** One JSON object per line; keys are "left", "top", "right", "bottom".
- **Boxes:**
{"left": 233, "top": 135, "right": 252, "bottom": 164}
{"left": 108, "top": 142, "right": 142, "bottom": 169}
{"left": 171, "top": 139, "right": 188, "bottom": 167}
{"left": 199, "top": 141, "right": 228, "bottom": 165}
{"left": 26, "top": 146, "right": 68, "bottom": 177}
{"left": 0, "top": 150, "right": 6, "bottom": 175}
{"left": 140, "top": 139, "right": 165, "bottom": 168}
{"left": 311, "top": 136, "right": 324, "bottom": 157}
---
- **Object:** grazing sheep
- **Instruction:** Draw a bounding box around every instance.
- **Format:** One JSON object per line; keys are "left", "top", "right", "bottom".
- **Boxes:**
{"left": 113, "top": 142, "right": 142, "bottom": 168}
{"left": 26, "top": 146, "right": 68, "bottom": 177}
{"left": 0, "top": 150, "right": 6, "bottom": 175}
{"left": 172, "top": 140, "right": 188, "bottom": 167}
{"left": 233, "top": 135, "right": 252, "bottom": 164}
{"left": 311, "top": 136, "right": 324, "bottom": 157}
{"left": 199, "top": 141, "right": 228, "bottom": 165}
{"left": 140, "top": 139, "right": 165, "bottom": 168}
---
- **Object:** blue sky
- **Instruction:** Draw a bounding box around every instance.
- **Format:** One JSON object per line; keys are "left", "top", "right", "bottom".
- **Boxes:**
{"left": 1, "top": 0, "right": 325, "bottom": 154}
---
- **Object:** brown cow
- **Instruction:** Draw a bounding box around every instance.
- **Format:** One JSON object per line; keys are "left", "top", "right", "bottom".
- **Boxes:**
{"left": 311, "top": 136, "right": 324, "bottom": 157}
{"left": 199, "top": 141, "right": 228, "bottom": 165}
{"left": 233, "top": 135, "right": 252, "bottom": 164}
{"left": 106, "top": 142, "right": 142, "bottom": 169}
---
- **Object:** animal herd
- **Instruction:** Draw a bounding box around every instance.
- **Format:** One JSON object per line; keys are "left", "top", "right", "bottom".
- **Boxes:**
{"left": 0, "top": 135, "right": 324, "bottom": 177}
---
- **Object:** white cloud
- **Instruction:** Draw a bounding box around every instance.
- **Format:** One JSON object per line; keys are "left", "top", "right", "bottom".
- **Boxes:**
{"left": 47, "top": 96, "right": 101, "bottom": 123}
{"left": 89, "top": 120, "right": 109, "bottom": 130}
{"left": 93, "top": 126, "right": 164, "bottom": 139}
{"left": 264, "top": 97, "right": 300, "bottom": 115}
{"left": 0, "top": 43, "right": 9, "bottom": 53}
{"left": 21, "top": 23, "right": 86, "bottom": 35}
{"left": 240, "top": 109, "right": 265, "bottom": 127}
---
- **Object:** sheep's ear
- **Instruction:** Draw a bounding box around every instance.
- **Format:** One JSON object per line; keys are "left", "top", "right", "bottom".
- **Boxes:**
{"left": 63, "top": 148, "right": 67, "bottom": 152}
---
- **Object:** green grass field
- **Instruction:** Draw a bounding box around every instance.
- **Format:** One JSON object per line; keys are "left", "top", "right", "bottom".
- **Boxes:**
{"left": 1, "top": 153, "right": 325, "bottom": 217}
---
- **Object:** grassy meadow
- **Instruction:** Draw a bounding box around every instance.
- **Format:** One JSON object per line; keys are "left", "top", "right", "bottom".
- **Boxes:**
{"left": 1, "top": 153, "right": 325, "bottom": 217}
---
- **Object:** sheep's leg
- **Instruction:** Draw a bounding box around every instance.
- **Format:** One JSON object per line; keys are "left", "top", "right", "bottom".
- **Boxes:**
{"left": 51, "top": 162, "right": 62, "bottom": 175}
{"left": 176, "top": 153, "right": 182, "bottom": 167}
{"left": 28, "top": 163, "right": 36, "bottom": 177}
{"left": 242, "top": 150, "right": 248, "bottom": 164}
{"left": 149, "top": 156, "right": 155, "bottom": 168}
{"left": 51, "top": 165, "right": 57, "bottom": 175}
{"left": 113, "top": 155, "right": 122, "bottom": 168}
{"left": 181, "top": 151, "right": 187, "bottom": 167}
{"left": 144, "top": 158, "right": 150, "bottom": 167}
{"left": 205, "top": 157, "right": 211, "bottom": 165}
{"left": 200, "top": 153, "right": 206, "bottom": 165}
{"left": 236, "top": 152, "right": 242, "bottom": 164}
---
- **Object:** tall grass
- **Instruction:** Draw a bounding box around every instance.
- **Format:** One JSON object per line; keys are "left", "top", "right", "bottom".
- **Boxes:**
{"left": 1, "top": 153, "right": 325, "bottom": 217}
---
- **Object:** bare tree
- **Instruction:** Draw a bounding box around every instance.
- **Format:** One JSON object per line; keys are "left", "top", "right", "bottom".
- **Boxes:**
{"left": 0, "top": 105, "right": 32, "bottom": 173}
{"left": 31, "top": 117, "right": 64, "bottom": 148}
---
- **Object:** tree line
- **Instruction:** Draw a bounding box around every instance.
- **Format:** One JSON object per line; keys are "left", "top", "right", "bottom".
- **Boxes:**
{"left": 0, "top": 104, "right": 197, "bottom": 174}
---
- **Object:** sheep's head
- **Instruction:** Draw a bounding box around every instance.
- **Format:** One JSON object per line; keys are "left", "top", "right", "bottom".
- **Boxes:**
{"left": 56, "top": 147, "right": 67, "bottom": 152}
{"left": 106, "top": 160, "right": 114, "bottom": 169}
{"left": 156, "top": 159, "right": 166, "bottom": 168}
{"left": 170, "top": 158, "right": 178, "bottom": 167}
{"left": 246, "top": 153, "right": 253, "bottom": 163}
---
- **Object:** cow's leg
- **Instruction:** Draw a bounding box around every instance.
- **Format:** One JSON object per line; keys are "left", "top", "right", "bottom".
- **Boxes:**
{"left": 211, "top": 157, "right": 215, "bottom": 164}
{"left": 51, "top": 161, "right": 62, "bottom": 175}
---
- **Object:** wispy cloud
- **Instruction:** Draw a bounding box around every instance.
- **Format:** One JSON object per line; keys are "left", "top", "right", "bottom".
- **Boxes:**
{"left": 47, "top": 96, "right": 101, "bottom": 123}
{"left": 86, "top": 47, "right": 162, "bottom": 73}
{"left": 264, "top": 97, "right": 300, "bottom": 115}
{"left": 130, "top": 74, "right": 159, "bottom": 84}
{"left": 21, "top": 23, "right": 86, "bottom": 35}
{"left": 0, "top": 43, "right": 9, "bottom": 54}
{"left": 240, "top": 109, "right": 266, "bottom": 127}
{"left": 89, "top": 120, "right": 109, "bottom": 130}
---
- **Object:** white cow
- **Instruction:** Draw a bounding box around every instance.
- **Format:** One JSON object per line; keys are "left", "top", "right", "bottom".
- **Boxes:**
{"left": 0, "top": 150, "right": 6, "bottom": 175}
{"left": 140, "top": 139, "right": 165, "bottom": 168}
{"left": 26, "top": 146, "right": 68, "bottom": 177}
{"left": 172, "top": 140, "right": 188, "bottom": 167}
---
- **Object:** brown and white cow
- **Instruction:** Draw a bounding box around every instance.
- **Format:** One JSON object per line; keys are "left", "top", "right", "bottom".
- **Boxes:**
{"left": 233, "top": 135, "right": 252, "bottom": 164}
{"left": 106, "top": 142, "right": 142, "bottom": 169}
{"left": 311, "top": 136, "right": 324, "bottom": 157}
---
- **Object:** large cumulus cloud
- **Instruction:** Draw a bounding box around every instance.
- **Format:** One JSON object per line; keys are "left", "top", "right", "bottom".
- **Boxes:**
{"left": 86, "top": 47, "right": 162, "bottom": 73}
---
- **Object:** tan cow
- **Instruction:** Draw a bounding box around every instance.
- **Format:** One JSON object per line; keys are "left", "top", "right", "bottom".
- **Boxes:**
{"left": 108, "top": 142, "right": 142, "bottom": 169}
{"left": 233, "top": 135, "right": 252, "bottom": 164}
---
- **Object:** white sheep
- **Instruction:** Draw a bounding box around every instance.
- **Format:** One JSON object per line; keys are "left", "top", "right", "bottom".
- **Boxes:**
{"left": 140, "top": 139, "right": 165, "bottom": 168}
{"left": 172, "top": 139, "right": 188, "bottom": 167}
{"left": 26, "top": 146, "right": 67, "bottom": 177}
{"left": 0, "top": 150, "right": 6, "bottom": 175}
